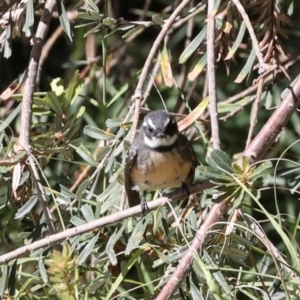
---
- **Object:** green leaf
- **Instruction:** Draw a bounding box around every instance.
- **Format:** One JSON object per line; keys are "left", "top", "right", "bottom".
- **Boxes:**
{"left": 225, "top": 21, "right": 246, "bottom": 60}
{"left": 188, "top": 53, "right": 207, "bottom": 81}
{"left": 84, "top": 125, "right": 115, "bottom": 140}
{"left": 38, "top": 255, "right": 48, "bottom": 283}
{"left": 248, "top": 161, "right": 273, "bottom": 181}
{"left": 190, "top": 278, "right": 205, "bottom": 300}
{"left": 106, "top": 118, "right": 123, "bottom": 128}
{"left": 0, "top": 103, "right": 21, "bottom": 133}
{"left": 69, "top": 216, "right": 86, "bottom": 226}
{"left": 22, "top": 0, "right": 34, "bottom": 37}
{"left": 106, "top": 222, "right": 127, "bottom": 265}
{"left": 235, "top": 48, "right": 255, "bottom": 83}
{"left": 104, "top": 246, "right": 147, "bottom": 300}
{"left": 8, "top": 260, "right": 17, "bottom": 296}
{"left": 78, "top": 232, "right": 99, "bottom": 265}
{"left": 217, "top": 97, "right": 250, "bottom": 114}
{"left": 206, "top": 149, "right": 233, "bottom": 173}
{"left": 44, "top": 91, "right": 63, "bottom": 116}
{"left": 152, "top": 14, "right": 164, "bottom": 26}
{"left": 15, "top": 195, "right": 38, "bottom": 219}
{"left": 76, "top": 178, "right": 91, "bottom": 207}
{"left": 0, "top": 265, "right": 8, "bottom": 297}
{"left": 4, "top": 24, "right": 12, "bottom": 59}
{"left": 80, "top": 204, "right": 95, "bottom": 222}
{"left": 160, "top": 42, "right": 173, "bottom": 87}
{"left": 125, "top": 214, "right": 152, "bottom": 255}
{"left": 107, "top": 70, "right": 141, "bottom": 107}
{"left": 75, "top": 145, "right": 98, "bottom": 166}
{"left": 197, "top": 166, "right": 231, "bottom": 181}
{"left": 65, "top": 71, "right": 85, "bottom": 110}
{"left": 85, "top": 0, "right": 100, "bottom": 14}
{"left": 121, "top": 25, "right": 143, "bottom": 39}
{"left": 12, "top": 162, "right": 21, "bottom": 191}
{"left": 179, "top": 26, "right": 207, "bottom": 64}
{"left": 50, "top": 78, "right": 65, "bottom": 98}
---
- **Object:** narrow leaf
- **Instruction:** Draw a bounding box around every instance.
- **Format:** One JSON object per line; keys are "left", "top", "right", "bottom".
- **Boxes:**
{"left": 106, "top": 222, "right": 126, "bottom": 265}
{"left": 206, "top": 149, "right": 233, "bottom": 173}
{"left": 65, "top": 71, "right": 84, "bottom": 109}
{"left": 59, "top": 1, "right": 73, "bottom": 43}
{"left": 0, "top": 266, "right": 8, "bottom": 298}
{"left": 23, "top": 0, "right": 34, "bottom": 37}
{"left": 78, "top": 232, "right": 99, "bottom": 265}
{"left": 178, "top": 97, "right": 209, "bottom": 131}
{"left": 12, "top": 163, "right": 21, "bottom": 192}
{"left": 125, "top": 215, "right": 152, "bottom": 255}
{"left": 160, "top": 42, "right": 173, "bottom": 87}
{"left": 15, "top": 195, "right": 38, "bottom": 219}
{"left": 188, "top": 53, "right": 207, "bottom": 81}
{"left": 122, "top": 25, "right": 143, "bottom": 39}
{"left": 84, "top": 125, "right": 115, "bottom": 140}
{"left": 0, "top": 103, "right": 21, "bottom": 132}
{"left": 38, "top": 255, "right": 48, "bottom": 283}
{"left": 179, "top": 26, "right": 207, "bottom": 64}
{"left": 197, "top": 166, "right": 231, "bottom": 181}
{"left": 235, "top": 48, "right": 255, "bottom": 83}
{"left": 44, "top": 91, "right": 63, "bottom": 116}
{"left": 8, "top": 261, "right": 17, "bottom": 296}
{"left": 80, "top": 204, "right": 95, "bottom": 222}
{"left": 225, "top": 21, "right": 246, "bottom": 60}
{"left": 75, "top": 145, "right": 98, "bottom": 166}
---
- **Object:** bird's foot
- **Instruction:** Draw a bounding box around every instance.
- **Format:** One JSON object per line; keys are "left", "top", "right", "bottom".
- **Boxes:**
{"left": 141, "top": 196, "right": 149, "bottom": 214}
{"left": 181, "top": 182, "right": 190, "bottom": 196}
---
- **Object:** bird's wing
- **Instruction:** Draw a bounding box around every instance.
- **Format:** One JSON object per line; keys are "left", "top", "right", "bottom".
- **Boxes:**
{"left": 179, "top": 134, "right": 197, "bottom": 184}
{"left": 124, "top": 144, "right": 141, "bottom": 207}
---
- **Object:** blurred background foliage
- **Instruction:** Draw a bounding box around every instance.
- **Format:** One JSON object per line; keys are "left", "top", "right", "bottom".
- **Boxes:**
{"left": 0, "top": 0, "right": 300, "bottom": 299}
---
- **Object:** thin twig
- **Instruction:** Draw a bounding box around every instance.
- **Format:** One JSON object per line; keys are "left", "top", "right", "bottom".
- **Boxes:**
{"left": 246, "top": 78, "right": 264, "bottom": 148}
{"left": 231, "top": 0, "right": 266, "bottom": 74}
{"left": 243, "top": 74, "right": 300, "bottom": 163}
{"left": 16, "top": 0, "right": 57, "bottom": 233}
{"left": 0, "top": 180, "right": 213, "bottom": 264}
{"left": 18, "top": 0, "right": 57, "bottom": 150}
{"left": 207, "top": 0, "right": 220, "bottom": 149}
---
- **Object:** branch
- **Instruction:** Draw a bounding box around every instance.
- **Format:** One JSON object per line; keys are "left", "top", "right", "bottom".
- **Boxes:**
{"left": 207, "top": 0, "right": 220, "bottom": 149}
{"left": 15, "top": 0, "right": 57, "bottom": 233}
{"left": 243, "top": 74, "right": 300, "bottom": 162}
{"left": 155, "top": 201, "right": 229, "bottom": 299}
{"left": 18, "top": 0, "right": 57, "bottom": 150}
{"left": 245, "top": 78, "right": 264, "bottom": 147}
{"left": 0, "top": 180, "right": 213, "bottom": 264}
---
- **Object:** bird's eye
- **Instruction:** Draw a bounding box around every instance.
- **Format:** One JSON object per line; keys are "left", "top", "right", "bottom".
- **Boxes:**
{"left": 148, "top": 126, "right": 154, "bottom": 133}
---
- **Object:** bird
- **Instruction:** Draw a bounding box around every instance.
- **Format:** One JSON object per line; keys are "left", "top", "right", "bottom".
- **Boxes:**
{"left": 124, "top": 110, "right": 196, "bottom": 210}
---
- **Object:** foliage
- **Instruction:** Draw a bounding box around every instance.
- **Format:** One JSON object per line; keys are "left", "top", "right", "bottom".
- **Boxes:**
{"left": 0, "top": 0, "right": 300, "bottom": 299}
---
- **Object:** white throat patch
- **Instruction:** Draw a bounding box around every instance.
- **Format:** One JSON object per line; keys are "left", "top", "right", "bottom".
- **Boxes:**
{"left": 144, "top": 133, "right": 178, "bottom": 148}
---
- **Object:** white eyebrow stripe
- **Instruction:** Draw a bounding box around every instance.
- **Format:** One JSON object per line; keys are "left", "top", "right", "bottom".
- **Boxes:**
{"left": 163, "top": 116, "right": 170, "bottom": 128}
{"left": 147, "top": 117, "right": 156, "bottom": 129}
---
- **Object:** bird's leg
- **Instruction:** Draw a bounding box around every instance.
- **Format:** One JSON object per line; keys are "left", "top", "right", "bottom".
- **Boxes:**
{"left": 141, "top": 192, "right": 149, "bottom": 214}
{"left": 179, "top": 182, "right": 191, "bottom": 208}
{"left": 181, "top": 182, "right": 190, "bottom": 196}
